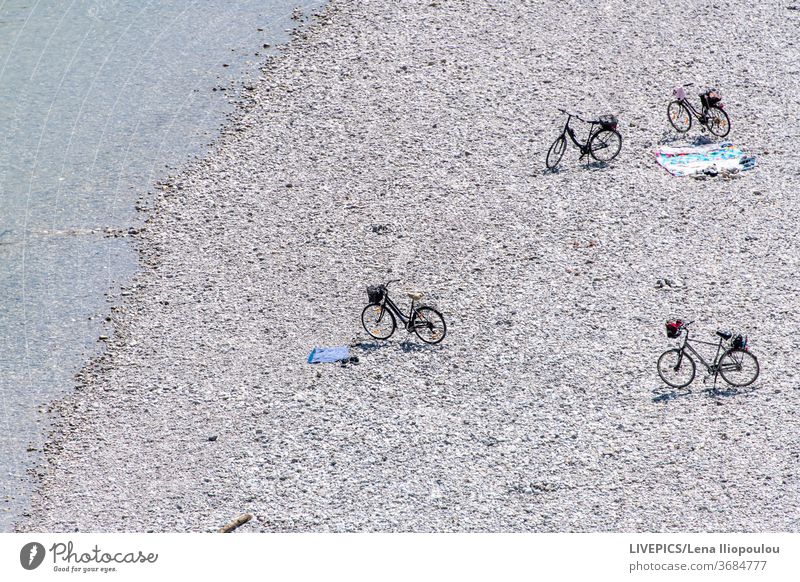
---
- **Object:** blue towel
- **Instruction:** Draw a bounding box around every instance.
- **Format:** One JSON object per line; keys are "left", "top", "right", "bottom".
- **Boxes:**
{"left": 307, "top": 346, "right": 350, "bottom": 364}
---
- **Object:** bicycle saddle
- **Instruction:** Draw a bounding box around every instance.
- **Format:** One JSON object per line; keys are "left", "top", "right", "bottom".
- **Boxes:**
{"left": 407, "top": 291, "right": 424, "bottom": 301}
{"left": 716, "top": 330, "right": 732, "bottom": 340}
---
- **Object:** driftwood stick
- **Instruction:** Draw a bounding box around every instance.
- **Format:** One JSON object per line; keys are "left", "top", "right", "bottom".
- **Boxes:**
{"left": 218, "top": 513, "right": 252, "bottom": 533}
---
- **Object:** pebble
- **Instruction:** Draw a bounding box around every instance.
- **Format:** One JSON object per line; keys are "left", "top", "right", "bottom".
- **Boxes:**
{"left": 17, "top": 0, "right": 800, "bottom": 534}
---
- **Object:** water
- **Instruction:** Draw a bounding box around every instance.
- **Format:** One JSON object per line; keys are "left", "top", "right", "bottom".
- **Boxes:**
{"left": 0, "top": 0, "right": 323, "bottom": 530}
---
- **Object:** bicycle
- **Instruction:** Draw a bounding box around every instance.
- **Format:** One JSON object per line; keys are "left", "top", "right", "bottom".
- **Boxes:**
{"left": 361, "top": 280, "right": 447, "bottom": 344}
{"left": 545, "top": 108, "right": 622, "bottom": 170}
{"left": 667, "top": 84, "right": 730, "bottom": 138}
{"left": 657, "top": 320, "right": 759, "bottom": 388}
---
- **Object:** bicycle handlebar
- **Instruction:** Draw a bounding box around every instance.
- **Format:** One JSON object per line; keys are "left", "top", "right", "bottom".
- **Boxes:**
{"left": 385, "top": 279, "right": 400, "bottom": 287}
{"left": 558, "top": 107, "right": 591, "bottom": 123}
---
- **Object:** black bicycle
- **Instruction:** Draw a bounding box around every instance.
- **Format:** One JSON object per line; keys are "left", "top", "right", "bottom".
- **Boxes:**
{"left": 361, "top": 280, "right": 447, "bottom": 344}
{"left": 667, "top": 84, "right": 730, "bottom": 137}
{"left": 545, "top": 108, "right": 622, "bottom": 169}
{"left": 657, "top": 320, "right": 759, "bottom": 388}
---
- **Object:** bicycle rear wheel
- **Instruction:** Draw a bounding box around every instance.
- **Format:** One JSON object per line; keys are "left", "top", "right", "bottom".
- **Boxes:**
{"left": 718, "top": 348, "right": 758, "bottom": 387}
{"left": 667, "top": 100, "right": 692, "bottom": 132}
{"left": 705, "top": 105, "right": 730, "bottom": 138}
{"left": 589, "top": 129, "right": 622, "bottom": 162}
{"left": 361, "top": 303, "right": 396, "bottom": 340}
{"left": 657, "top": 349, "right": 695, "bottom": 388}
{"left": 412, "top": 306, "right": 447, "bottom": 344}
{"left": 546, "top": 134, "right": 567, "bottom": 169}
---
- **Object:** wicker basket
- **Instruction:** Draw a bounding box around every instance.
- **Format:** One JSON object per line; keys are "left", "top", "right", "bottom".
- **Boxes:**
{"left": 366, "top": 285, "right": 384, "bottom": 304}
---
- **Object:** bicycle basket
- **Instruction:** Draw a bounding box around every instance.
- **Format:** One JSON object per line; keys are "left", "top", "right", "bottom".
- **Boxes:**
{"left": 598, "top": 114, "right": 618, "bottom": 130}
{"left": 673, "top": 86, "right": 686, "bottom": 100}
{"left": 731, "top": 334, "right": 748, "bottom": 350}
{"left": 366, "top": 285, "right": 384, "bottom": 304}
{"left": 701, "top": 88, "right": 722, "bottom": 107}
{"left": 666, "top": 320, "right": 683, "bottom": 338}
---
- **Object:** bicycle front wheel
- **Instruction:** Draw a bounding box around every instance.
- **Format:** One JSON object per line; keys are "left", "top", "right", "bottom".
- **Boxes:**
{"left": 667, "top": 100, "right": 692, "bottom": 132}
{"left": 361, "top": 303, "right": 396, "bottom": 340}
{"left": 546, "top": 135, "right": 567, "bottom": 169}
{"left": 589, "top": 129, "right": 622, "bottom": 162}
{"left": 705, "top": 105, "right": 730, "bottom": 138}
{"left": 412, "top": 306, "right": 447, "bottom": 344}
{"left": 718, "top": 348, "right": 759, "bottom": 387}
{"left": 657, "top": 349, "right": 695, "bottom": 388}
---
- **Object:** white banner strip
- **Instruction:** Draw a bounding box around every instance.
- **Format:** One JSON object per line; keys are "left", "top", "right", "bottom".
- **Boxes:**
{"left": 1, "top": 533, "right": 798, "bottom": 581}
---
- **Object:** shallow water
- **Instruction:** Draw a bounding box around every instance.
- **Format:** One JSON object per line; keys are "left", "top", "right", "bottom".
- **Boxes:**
{"left": 0, "top": 0, "right": 323, "bottom": 531}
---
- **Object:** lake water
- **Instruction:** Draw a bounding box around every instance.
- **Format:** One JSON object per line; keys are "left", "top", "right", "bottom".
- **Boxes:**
{"left": 0, "top": 0, "right": 323, "bottom": 531}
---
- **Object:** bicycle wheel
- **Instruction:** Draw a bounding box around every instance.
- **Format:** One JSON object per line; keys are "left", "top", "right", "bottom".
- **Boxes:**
{"left": 657, "top": 349, "right": 695, "bottom": 388}
{"left": 718, "top": 348, "right": 759, "bottom": 387}
{"left": 667, "top": 100, "right": 692, "bottom": 132}
{"left": 589, "top": 129, "right": 622, "bottom": 162}
{"left": 361, "top": 303, "right": 396, "bottom": 340}
{"left": 411, "top": 306, "right": 447, "bottom": 344}
{"left": 545, "top": 135, "right": 567, "bottom": 170}
{"left": 705, "top": 105, "right": 730, "bottom": 138}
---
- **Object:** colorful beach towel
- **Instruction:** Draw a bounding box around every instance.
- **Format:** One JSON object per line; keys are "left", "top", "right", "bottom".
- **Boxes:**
{"left": 307, "top": 346, "right": 350, "bottom": 364}
{"left": 654, "top": 142, "right": 756, "bottom": 177}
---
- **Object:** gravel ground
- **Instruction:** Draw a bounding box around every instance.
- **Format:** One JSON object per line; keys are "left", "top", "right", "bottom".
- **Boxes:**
{"left": 17, "top": 0, "right": 800, "bottom": 532}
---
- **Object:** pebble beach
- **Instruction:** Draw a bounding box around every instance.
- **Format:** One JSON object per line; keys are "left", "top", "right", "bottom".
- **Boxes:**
{"left": 17, "top": 0, "right": 800, "bottom": 532}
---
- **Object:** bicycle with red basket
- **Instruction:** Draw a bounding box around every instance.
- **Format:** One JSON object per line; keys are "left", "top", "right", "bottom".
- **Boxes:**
{"left": 657, "top": 320, "right": 758, "bottom": 388}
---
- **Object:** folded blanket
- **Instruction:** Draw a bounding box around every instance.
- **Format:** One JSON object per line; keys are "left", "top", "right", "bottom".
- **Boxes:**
{"left": 307, "top": 346, "right": 350, "bottom": 364}
{"left": 654, "top": 142, "right": 756, "bottom": 177}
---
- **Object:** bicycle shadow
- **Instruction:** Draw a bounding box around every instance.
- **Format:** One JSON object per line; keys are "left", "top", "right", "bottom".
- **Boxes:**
{"left": 651, "top": 378, "right": 759, "bottom": 402}
{"left": 353, "top": 341, "right": 393, "bottom": 354}
{"left": 545, "top": 161, "right": 611, "bottom": 174}
{"left": 704, "top": 383, "right": 759, "bottom": 398}
{"left": 353, "top": 339, "right": 443, "bottom": 354}
{"left": 400, "top": 339, "right": 442, "bottom": 353}
{"left": 657, "top": 132, "right": 718, "bottom": 146}
{"left": 651, "top": 385, "right": 692, "bottom": 403}
{"left": 691, "top": 135, "right": 717, "bottom": 146}
{"left": 656, "top": 131, "right": 685, "bottom": 146}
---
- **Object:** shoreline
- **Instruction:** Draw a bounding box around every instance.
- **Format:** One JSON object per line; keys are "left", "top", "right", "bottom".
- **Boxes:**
{"left": 18, "top": 0, "right": 800, "bottom": 532}
{"left": 0, "top": 0, "right": 326, "bottom": 532}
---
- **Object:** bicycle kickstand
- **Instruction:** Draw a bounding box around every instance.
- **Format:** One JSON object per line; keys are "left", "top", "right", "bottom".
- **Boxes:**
{"left": 702, "top": 372, "right": 720, "bottom": 393}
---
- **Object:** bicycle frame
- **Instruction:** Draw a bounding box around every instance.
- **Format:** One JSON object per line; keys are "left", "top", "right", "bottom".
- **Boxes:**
{"left": 562, "top": 116, "right": 598, "bottom": 153}
{"left": 677, "top": 329, "right": 725, "bottom": 374}
{"left": 380, "top": 293, "right": 416, "bottom": 329}
{"left": 677, "top": 96, "right": 707, "bottom": 121}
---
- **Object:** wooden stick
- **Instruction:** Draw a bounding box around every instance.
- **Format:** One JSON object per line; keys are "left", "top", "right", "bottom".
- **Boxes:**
{"left": 218, "top": 513, "right": 253, "bottom": 533}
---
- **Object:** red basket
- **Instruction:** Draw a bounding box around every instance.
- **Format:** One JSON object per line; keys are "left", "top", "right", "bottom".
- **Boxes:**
{"left": 666, "top": 320, "right": 683, "bottom": 338}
